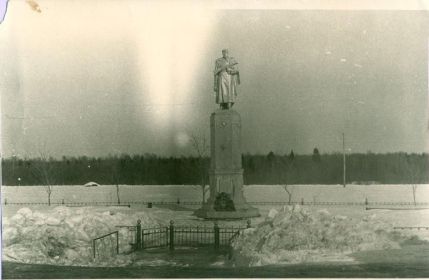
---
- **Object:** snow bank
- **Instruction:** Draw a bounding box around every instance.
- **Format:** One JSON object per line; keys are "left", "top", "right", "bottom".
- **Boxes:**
{"left": 230, "top": 205, "right": 419, "bottom": 266}
{"left": 2, "top": 207, "right": 159, "bottom": 267}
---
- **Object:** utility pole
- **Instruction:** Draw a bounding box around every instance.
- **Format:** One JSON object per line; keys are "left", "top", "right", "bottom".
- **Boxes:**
{"left": 343, "top": 133, "right": 346, "bottom": 188}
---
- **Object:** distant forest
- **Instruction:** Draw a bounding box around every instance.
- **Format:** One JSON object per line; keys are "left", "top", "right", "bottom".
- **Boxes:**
{"left": 2, "top": 151, "right": 428, "bottom": 186}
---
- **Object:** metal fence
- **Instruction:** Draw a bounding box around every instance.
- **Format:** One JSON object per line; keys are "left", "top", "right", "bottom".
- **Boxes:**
{"left": 4, "top": 199, "right": 429, "bottom": 207}
{"left": 92, "top": 219, "right": 250, "bottom": 258}
{"left": 142, "top": 226, "right": 169, "bottom": 249}
{"left": 172, "top": 225, "right": 214, "bottom": 247}
{"left": 123, "top": 220, "right": 250, "bottom": 252}
{"left": 394, "top": 226, "right": 429, "bottom": 230}
{"left": 2, "top": 199, "right": 132, "bottom": 207}
{"left": 92, "top": 231, "right": 119, "bottom": 259}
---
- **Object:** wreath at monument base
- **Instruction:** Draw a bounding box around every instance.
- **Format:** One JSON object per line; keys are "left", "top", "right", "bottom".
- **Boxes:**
{"left": 214, "top": 192, "right": 236, "bottom": 211}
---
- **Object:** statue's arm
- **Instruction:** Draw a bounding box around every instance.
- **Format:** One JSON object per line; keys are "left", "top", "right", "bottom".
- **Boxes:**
{"left": 225, "top": 57, "right": 238, "bottom": 74}
{"left": 214, "top": 62, "right": 228, "bottom": 75}
{"left": 227, "top": 62, "right": 239, "bottom": 75}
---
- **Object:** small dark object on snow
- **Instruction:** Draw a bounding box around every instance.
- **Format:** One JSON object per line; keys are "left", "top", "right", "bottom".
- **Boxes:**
{"left": 84, "top": 182, "right": 100, "bottom": 187}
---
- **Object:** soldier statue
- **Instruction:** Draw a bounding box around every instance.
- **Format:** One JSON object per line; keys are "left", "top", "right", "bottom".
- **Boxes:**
{"left": 213, "top": 49, "right": 240, "bottom": 109}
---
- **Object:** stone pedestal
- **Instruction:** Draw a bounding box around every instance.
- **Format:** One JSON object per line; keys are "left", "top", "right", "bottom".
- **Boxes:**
{"left": 195, "top": 109, "right": 259, "bottom": 219}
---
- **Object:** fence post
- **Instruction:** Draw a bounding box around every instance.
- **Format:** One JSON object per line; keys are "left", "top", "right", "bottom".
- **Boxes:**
{"left": 166, "top": 225, "right": 169, "bottom": 247}
{"left": 247, "top": 220, "right": 251, "bottom": 228}
{"left": 116, "top": 231, "right": 119, "bottom": 254}
{"left": 214, "top": 221, "right": 220, "bottom": 250}
{"left": 169, "top": 220, "right": 175, "bottom": 251}
{"left": 365, "top": 197, "right": 368, "bottom": 206}
{"left": 136, "top": 219, "right": 142, "bottom": 250}
{"left": 301, "top": 198, "right": 304, "bottom": 205}
{"left": 4, "top": 198, "right": 7, "bottom": 205}
{"left": 62, "top": 199, "right": 65, "bottom": 205}
{"left": 93, "top": 239, "right": 96, "bottom": 258}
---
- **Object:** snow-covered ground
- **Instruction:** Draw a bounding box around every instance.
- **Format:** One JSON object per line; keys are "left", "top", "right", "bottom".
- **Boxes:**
{"left": 230, "top": 205, "right": 429, "bottom": 266}
{"left": 2, "top": 206, "right": 160, "bottom": 266}
{"left": 2, "top": 185, "right": 429, "bottom": 267}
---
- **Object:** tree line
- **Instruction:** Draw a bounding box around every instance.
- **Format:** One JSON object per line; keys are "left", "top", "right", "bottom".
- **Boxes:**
{"left": 2, "top": 151, "right": 428, "bottom": 186}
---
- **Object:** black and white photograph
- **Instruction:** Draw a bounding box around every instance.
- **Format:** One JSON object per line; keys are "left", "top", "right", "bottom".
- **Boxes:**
{"left": 1, "top": 0, "right": 429, "bottom": 278}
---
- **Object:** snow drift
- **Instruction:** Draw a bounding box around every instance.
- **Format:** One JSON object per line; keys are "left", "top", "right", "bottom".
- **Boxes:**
{"left": 230, "top": 205, "right": 420, "bottom": 266}
{"left": 2, "top": 206, "right": 159, "bottom": 266}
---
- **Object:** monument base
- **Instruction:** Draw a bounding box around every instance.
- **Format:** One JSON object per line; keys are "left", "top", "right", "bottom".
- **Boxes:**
{"left": 194, "top": 109, "right": 260, "bottom": 220}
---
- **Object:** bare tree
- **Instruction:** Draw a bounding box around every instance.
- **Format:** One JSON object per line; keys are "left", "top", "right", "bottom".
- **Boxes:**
{"left": 111, "top": 160, "right": 121, "bottom": 204}
{"left": 407, "top": 157, "right": 420, "bottom": 206}
{"left": 412, "top": 185, "right": 417, "bottom": 206}
{"left": 189, "top": 132, "right": 210, "bottom": 203}
{"left": 278, "top": 155, "right": 295, "bottom": 205}
{"left": 283, "top": 185, "right": 294, "bottom": 204}
{"left": 31, "top": 144, "right": 54, "bottom": 206}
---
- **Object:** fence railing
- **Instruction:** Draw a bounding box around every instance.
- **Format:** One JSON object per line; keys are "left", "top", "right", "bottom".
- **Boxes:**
{"left": 2, "top": 199, "right": 132, "bottom": 207}
{"left": 136, "top": 220, "right": 251, "bottom": 251}
{"left": 4, "top": 199, "right": 429, "bottom": 207}
{"left": 393, "top": 226, "right": 429, "bottom": 230}
{"left": 91, "top": 219, "right": 251, "bottom": 258}
{"left": 92, "top": 231, "right": 119, "bottom": 259}
{"left": 142, "top": 225, "right": 169, "bottom": 249}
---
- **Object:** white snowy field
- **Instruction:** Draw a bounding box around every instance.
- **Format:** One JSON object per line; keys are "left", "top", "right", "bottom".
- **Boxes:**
{"left": 2, "top": 184, "right": 429, "bottom": 267}
{"left": 2, "top": 184, "right": 429, "bottom": 204}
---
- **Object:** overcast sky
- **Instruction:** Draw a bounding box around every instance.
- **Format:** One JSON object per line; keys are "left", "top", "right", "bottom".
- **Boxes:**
{"left": 1, "top": 1, "right": 428, "bottom": 158}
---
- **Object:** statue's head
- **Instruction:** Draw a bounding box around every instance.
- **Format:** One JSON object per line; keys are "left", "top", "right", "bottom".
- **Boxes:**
{"left": 222, "top": 49, "right": 229, "bottom": 58}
